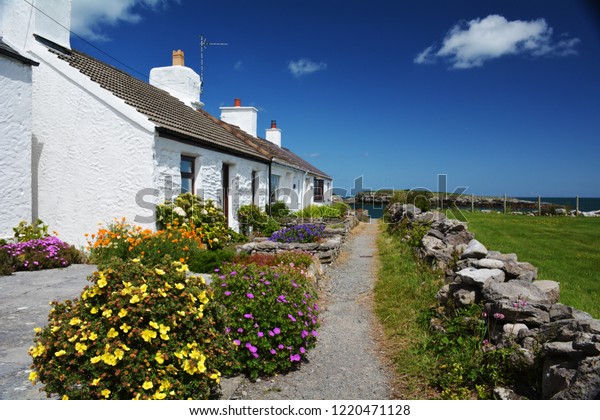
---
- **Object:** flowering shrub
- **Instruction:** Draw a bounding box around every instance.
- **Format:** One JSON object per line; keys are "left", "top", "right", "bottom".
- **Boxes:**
{"left": 2, "top": 236, "right": 81, "bottom": 271}
{"left": 235, "top": 251, "right": 315, "bottom": 270}
{"left": 87, "top": 219, "right": 206, "bottom": 269}
{"left": 269, "top": 224, "right": 326, "bottom": 244}
{"left": 29, "top": 258, "right": 235, "bottom": 399}
{"left": 12, "top": 219, "right": 50, "bottom": 242}
{"left": 155, "top": 193, "right": 231, "bottom": 249}
{"left": 213, "top": 263, "right": 319, "bottom": 380}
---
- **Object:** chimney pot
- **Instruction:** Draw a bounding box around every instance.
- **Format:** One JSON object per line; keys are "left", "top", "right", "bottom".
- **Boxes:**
{"left": 234, "top": 98, "right": 242, "bottom": 107}
{"left": 172, "top": 50, "right": 185, "bottom": 66}
{"left": 271, "top": 120, "right": 277, "bottom": 129}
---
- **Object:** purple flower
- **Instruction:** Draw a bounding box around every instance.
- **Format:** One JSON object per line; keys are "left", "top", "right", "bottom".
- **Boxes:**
{"left": 290, "top": 354, "right": 301, "bottom": 362}
{"left": 300, "top": 347, "right": 306, "bottom": 354}
{"left": 482, "top": 312, "right": 488, "bottom": 318}
{"left": 273, "top": 327, "right": 281, "bottom": 335}
{"left": 268, "top": 330, "right": 275, "bottom": 337}
{"left": 233, "top": 340, "right": 241, "bottom": 346}
{"left": 288, "top": 314, "right": 296, "bottom": 322}
{"left": 224, "top": 291, "right": 232, "bottom": 296}
{"left": 244, "top": 313, "right": 254, "bottom": 319}
{"left": 230, "top": 271, "right": 237, "bottom": 276}
{"left": 237, "top": 328, "right": 244, "bottom": 333}
{"left": 493, "top": 313, "right": 505, "bottom": 320}
{"left": 258, "top": 331, "right": 264, "bottom": 338}
{"left": 301, "top": 330, "right": 309, "bottom": 339}
{"left": 246, "top": 293, "right": 254, "bottom": 299}
{"left": 225, "top": 327, "right": 231, "bottom": 334}
{"left": 311, "top": 330, "right": 318, "bottom": 337}
{"left": 278, "top": 344, "right": 284, "bottom": 350}
{"left": 252, "top": 353, "right": 259, "bottom": 359}
{"left": 270, "top": 349, "right": 277, "bottom": 355}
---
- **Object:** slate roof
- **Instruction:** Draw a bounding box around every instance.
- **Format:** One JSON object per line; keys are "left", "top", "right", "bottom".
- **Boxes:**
{"left": 38, "top": 37, "right": 267, "bottom": 162}
{"left": 36, "top": 36, "right": 331, "bottom": 179}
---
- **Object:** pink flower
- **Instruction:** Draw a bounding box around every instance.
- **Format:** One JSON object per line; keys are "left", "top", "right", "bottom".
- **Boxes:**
{"left": 246, "top": 293, "right": 254, "bottom": 299}
{"left": 273, "top": 327, "right": 281, "bottom": 335}
{"left": 301, "top": 330, "right": 309, "bottom": 339}
{"left": 244, "top": 313, "right": 254, "bottom": 319}
{"left": 290, "top": 354, "right": 301, "bottom": 362}
{"left": 288, "top": 314, "right": 296, "bottom": 322}
{"left": 258, "top": 331, "right": 264, "bottom": 338}
{"left": 493, "top": 313, "right": 505, "bottom": 320}
{"left": 270, "top": 349, "right": 277, "bottom": 355}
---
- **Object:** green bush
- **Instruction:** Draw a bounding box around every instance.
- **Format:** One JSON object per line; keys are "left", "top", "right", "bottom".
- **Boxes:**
{"left": 266, "top": 201, "right": 291, "bottom": 219}
{"left": 0, "top": 248, "right": 15, "bottom": 276}
{"left": 156, "top": 193, "right": 230, "bottom": 249}
{"left": 261, "top": 217, "right": 281, "bottom": 237}
{"left": 213, "top": 263, "right": 319, "bottom": 380}
{"left": 13, "top": 219, "right": 49, "bottom": 242}
{"left": 188, "top": 247, "right": 237, "bottom": 273}
{"left": 331, "top": 202, "right": 351, "bottom": 217}
{"left": 238, "top": 204, "right": 267, "bottom": 236}
{"left": 29, "top": 258, "right": 235, "bottom": 400}
{"left": 294, "top": 205, "right": 341, "bottom": 219}
{"left": 406, "top": 189, "right": 433, "bottom": 212}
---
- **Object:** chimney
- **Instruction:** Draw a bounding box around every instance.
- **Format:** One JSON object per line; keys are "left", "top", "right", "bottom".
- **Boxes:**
{"left": 265, "top": 120, "right": 282, "bottom": 147}
{"left": 149, "top": 49, "right": 202, "bottom": 108}
{"left": 172, "top": 50, "right": 184, "bottom": 66}
{"left": 0, "top": 0, "right": 72, "bottom": 51}
{"left": 220, "top": 98, "right": 258, "bottom": 137}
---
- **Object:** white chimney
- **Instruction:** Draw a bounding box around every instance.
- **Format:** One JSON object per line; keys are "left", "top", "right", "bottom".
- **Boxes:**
{"left": 0, "top": 0, "right": 72, "bottom": 51}
{"left": 220, "top": 98, "right": 258, "bottom": 137}
{"left": 150, "top": 50, "right": 202, "bottom": 108}
{"left": 265, "top": 120, "right": 282, "bottom": 147}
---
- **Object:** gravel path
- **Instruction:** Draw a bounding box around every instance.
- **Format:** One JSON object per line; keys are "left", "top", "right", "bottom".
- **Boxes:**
{"left": 232, "top": 222, "right": 394, "bottom": 400}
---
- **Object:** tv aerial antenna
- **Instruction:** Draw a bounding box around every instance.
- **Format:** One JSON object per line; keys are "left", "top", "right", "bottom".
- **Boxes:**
{"left": 199, "top": 35, "right": 228, "bottom": 94}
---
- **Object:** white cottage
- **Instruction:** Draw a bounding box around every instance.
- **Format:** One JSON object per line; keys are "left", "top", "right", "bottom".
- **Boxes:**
{"left": 0, "top": 0, "right": 332, "bottom": 246}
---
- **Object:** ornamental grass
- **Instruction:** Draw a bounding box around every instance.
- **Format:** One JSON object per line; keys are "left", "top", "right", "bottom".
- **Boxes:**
{"left": 29, "top": 258, "right": 235, "bottom": 400}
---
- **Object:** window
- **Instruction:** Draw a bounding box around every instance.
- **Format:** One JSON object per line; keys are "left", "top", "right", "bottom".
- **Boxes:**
{"left": 270, "top": 174, "right": 280, "bottom": 203}
{"left": 314, "top": 178, "right": 324, "bottom": 202}
{"left": 180, "top": 156, "right": 195, "bottom": 194}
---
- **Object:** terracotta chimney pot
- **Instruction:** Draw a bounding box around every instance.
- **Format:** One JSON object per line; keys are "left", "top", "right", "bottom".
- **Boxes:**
{"left": 172, "top": 50, "right": 185, "bottom": 66}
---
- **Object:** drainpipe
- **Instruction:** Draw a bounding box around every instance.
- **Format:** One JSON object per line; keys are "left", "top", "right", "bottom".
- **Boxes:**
{"left": 268, "top": 159, "right": 273, "bottom": 216}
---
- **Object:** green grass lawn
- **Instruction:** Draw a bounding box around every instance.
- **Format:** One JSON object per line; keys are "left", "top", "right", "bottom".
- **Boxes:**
{"left": 447, "top": 210, "right": 600, "bottom": 319}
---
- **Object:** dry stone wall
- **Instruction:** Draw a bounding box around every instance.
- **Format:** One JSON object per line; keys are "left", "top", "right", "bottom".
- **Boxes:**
{"left": 236, "top": 216, "right": 359, "bottom": 265}
{"left": 387, "top": 204, "right": 600, "bottom": 400}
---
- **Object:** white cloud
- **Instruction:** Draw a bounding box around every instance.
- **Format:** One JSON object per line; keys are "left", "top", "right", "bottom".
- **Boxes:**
{"left": 308, "top": 153, "right": 321, "bottom": 158}
{"left": 234, "top": 60, "right": 243, "bottom": 71}
{"left": 288, "top": 58, "right": 327, "bottom": 77}
{"left": 71, "top": 0, "right": 180, "bottom": 41}
{"left": 414, "top": 14, "right": 580, "bottom": 69}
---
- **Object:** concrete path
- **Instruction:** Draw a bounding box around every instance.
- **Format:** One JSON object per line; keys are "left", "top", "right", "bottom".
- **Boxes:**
{"left": 0, "top": 264, "right": 96, "bottom": 400}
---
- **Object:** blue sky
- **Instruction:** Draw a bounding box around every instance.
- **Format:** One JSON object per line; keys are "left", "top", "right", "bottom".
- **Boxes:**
{"left": 69, "top": 0, "right": 600, "bottom": 197}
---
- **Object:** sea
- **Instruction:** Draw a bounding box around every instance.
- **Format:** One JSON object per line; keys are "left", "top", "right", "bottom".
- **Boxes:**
{"left": 350, "top": 197, "right": 600, "bottom": 219}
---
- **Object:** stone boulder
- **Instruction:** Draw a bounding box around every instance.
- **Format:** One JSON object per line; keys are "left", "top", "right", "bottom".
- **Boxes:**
{"left": 503, "top": 260, "right": 538, "bottom": 281}
{"left": 461, "top": 239, "right": 488, "bottom": 259}
{"left": 456, "top": 267, "right": 505, "bottom": 286}
{"left": 533, "top": 280, "right": 560, "bottom": 304}
{"left": 551, "top": 356, "right": 600, "bottom": 399}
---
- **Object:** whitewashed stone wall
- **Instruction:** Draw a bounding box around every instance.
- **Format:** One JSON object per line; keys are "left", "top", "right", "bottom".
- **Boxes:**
{"left": 153, "top": 136, "right": 269, "bottom": 232}
{"left": 29, "top": 44, "right": 156, "bottom": 247}
{"left": 0, "top": 55, "right": 33, "bottom": 239}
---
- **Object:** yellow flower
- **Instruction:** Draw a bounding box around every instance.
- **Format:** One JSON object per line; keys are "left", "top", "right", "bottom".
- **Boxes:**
{"left": 101, "top": 389, "right": 111, "bottom": 398}
{"left": 51, "top": 325, "right": 61, "bottom": 333}
{"left": 155, "top": 352, "right": 165, "bottom": 364}
{"left": 118, "top": 308, "right": 127, "bottom": 318}
{"left": 107, "top": 328, "right": 119, "bottom": 339}
{"left": 176, "top": 264, "right": 189, "bottom": 273}
{"left": 149, "top": 321, "right": 159, "bottom": 329}
{"left": 198, "top": 290, "right": 209, "bottom": 305}
{"left": 141, "top": 329, "right": 157, "bottom": 342}
{"left": 97, "top": 272, "right": 108, "bottom": 288}
{"left": 142, "top": 381, "right": 153, "bottom": 390}
{"left": 90, "top": 355, "right": 102, "bottom": 364}
{"left": 152, "top": 391, "right": 166, "bottom": 400}
{"left": 114, "top": 348, "right": 125, "bottom": 360}
{"left": 132, "top": 258, "right": 140, "bottom": 263}
{"left": 101, "top": 352, "right": 117, "bottom": 366}
{"left": 68, "top": 335, "right": 79, "bottom": 343}
{"left": 55, "top": 350, "right": 67, "bottom": 357}
{"left": 61, "top": 395, "right": 69, "bottom": 400}
{"left": 155, "top": 268, "right": 165, "bottom": 276}
{"left": 89, "top": 332, "right": 98, "bottom": 341}
{"left": 175, "top": 283, "right": 185, "bottom": 290}
{"left": 164, "top": 282, "right": 172, "bottom": 290}
{"left": 34, "top": 327, "right": 42, "bottom": 333}
{"left": 75, "top": 342, "right": 88, "bottom": 352}
{"left": 129, "top": 295, "right": 140, "bottom": 304}
{"left": 158, "top": 289, "right": 167, "bottom": 297}
{"left": 177, "top": 310, "right": 185, "bottom": 317}
{"left": 90, "top": 306, "right": 98, "bottom": 314}
{"left": 140, "top": 284, "right": 148, "bottom": 293}
{"left": 121, "top": 344, "right": 131, "bottom": 351}
{"left": 69, "top": 317, "right": 82, "bottom": 326}
{"left": 210, "top": 372, "right": 221, "bottom": 384}
{"left": 91, "top": 378, "right": 101, "bottom": 386}
{"left": 102, "top": 309, "right": 112, "bottom": 318}
{"left": 120, "top": 323, "right": 131, "bottom": 333}
{"left": 28, "top": 371, "right": 38, "bottom": 383}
